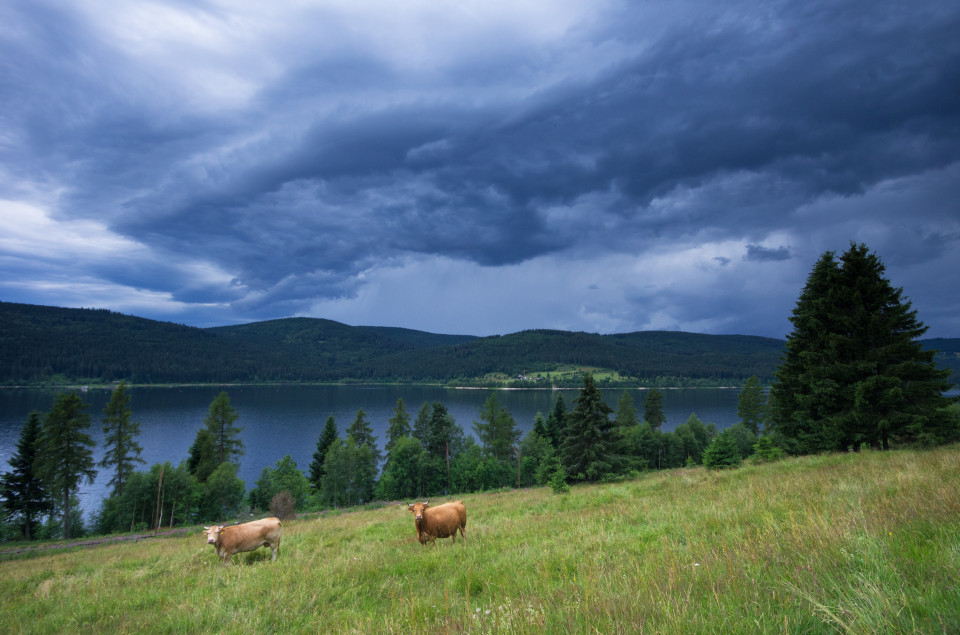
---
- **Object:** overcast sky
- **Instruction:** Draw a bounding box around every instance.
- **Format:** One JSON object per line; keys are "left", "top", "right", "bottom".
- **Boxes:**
{"left": 1, "top": 1, "right": 958, "bottom": 339}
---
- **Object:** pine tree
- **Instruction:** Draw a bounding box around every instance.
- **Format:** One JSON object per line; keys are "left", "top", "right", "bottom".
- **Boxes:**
{"left": 770, "top": 252, "right": 843, "bottom": 453}
{"left": 99, "top": 381, "right": 144, "bottom": 496}
{"left": 37, "top": 392, "right": 97, "bottom": 540}
{"left": 532, "top": 412, "right": 549, "bottom": 439}
{"left": 412, "top": 402, "right": 431, "bottom": 447}
{"left": 771, "top": 243, "right": 955, "bottom": 452}
{"left": 376, "top": 436, "right": 426, "bottom": 500}
{"left": 0, "top": 412, "right": 52, "bottom": 540}
{"left": 424, "top": 402, "right": 457, "bottom": 459}
{"left": 615, "top": 390, "right": 640, "bottom": 428}
{"left": 643, "top": 388, "right": 665, "bottom": 431}
{"left": 702, "top": 431, "right": 742, "bottom": 470}
{"left": 347, "top": 408, "right": 381, "bottom": 464}
{"left": 545, "top": 394, "right": 567, "bottom": 449}
{"left": 473, "top": 393, "right": 520, "bottom": 461}
{"left": 308, "top": 415, "right": 338, "bottom": 490}
{"left": 200, "top": 462, "right": 245, "bottom": 521}
{"left": 385, "top": 398, "right": 411, "bottom": 455}
{"left": 737, "top": 375, "right": 766, "bottom": 437}
{"left": 186, "top": 428, "right": 218, "bottom": 483}
{"left": 420, "top": 402, "right": 459, "bottom": 493}
{"left": 561, "top": 374, "right": 621, "bottom": 482}
{"left": 320, "top": 439, "right": 350, "bottom": 508}
{"left": 203, "top": 392, "right": 244, "bottom": 466}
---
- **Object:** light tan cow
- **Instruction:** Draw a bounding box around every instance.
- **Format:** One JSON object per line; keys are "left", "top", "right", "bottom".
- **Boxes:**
{"left": 407, "top": 501, "right": 466, "bottom": 546}
{"left": 202, "top": 517, "right": 282, "bottom": 565}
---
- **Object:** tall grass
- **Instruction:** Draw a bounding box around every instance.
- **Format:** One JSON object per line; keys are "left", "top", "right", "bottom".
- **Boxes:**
{"left": 3, "top": 446, "right": 958, "bottom": 633}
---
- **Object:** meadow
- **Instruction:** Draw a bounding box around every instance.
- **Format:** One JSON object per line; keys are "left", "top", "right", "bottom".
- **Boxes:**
{"left": 2, "top": 446, "right": 958, "bottom": 633}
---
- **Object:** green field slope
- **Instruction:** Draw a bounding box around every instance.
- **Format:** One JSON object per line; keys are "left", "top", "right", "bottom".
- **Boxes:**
{"left": 3, "top": 446, "right": 958, "bottom": 633}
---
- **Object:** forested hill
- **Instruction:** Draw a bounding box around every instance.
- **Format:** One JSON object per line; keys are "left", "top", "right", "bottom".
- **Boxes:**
{"left": 923, "top": 338, "right": 960, "bottom": 385}
{"left": 354, "top": 329, "right": 787, "bottom": 383}
{"left": 2, "top": 301, "right": 956, "bottom": 386}
{"left": 0, "top": 303, "right": 476, "bottom": 385}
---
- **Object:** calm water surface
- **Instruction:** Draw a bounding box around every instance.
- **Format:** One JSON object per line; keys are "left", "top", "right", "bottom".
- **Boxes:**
{"left": 0, "top": 385, "right": 741, "bottom": 517}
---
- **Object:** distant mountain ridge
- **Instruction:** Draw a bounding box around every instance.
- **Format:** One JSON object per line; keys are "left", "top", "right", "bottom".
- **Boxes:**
{"left": 1, "top": 301, "right": 956, "bottom": 386}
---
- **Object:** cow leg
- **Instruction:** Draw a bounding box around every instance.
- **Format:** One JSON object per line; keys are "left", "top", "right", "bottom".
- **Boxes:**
{"left": 459, "top": 525, "right": 466, "bottom": 543}
{"left": 271, "top": 542, "right": 278, "bottom": 562}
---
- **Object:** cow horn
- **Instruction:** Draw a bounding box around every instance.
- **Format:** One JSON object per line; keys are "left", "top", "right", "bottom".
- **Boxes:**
{"left": 407, "top": 503, "right": 414, "bottom": 508}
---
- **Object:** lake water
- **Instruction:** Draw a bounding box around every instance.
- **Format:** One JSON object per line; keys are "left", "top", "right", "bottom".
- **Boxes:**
{"left": 0, "top": 385, "right": 742, "bottom": 518}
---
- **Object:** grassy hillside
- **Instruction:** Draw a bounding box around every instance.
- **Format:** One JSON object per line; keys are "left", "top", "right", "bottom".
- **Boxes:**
{"left": 3, "top": 446, "right": 958, "bottom": 633}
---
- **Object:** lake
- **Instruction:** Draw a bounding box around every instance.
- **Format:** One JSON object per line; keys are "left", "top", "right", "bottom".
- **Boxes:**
{"left": 0, "top": 384, "right": 742, "bottom": 518}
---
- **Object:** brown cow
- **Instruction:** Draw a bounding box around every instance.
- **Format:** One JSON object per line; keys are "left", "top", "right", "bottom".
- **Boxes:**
{"left": 202, "top": 517, "right": 282, "bottom": 565}
{"left": 407, "top": 501, "right": 466, "bottom": 546}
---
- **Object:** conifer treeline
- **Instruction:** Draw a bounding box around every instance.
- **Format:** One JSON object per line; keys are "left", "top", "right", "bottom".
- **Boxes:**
{"left": 1, "top": 302, "right": 789, "bottom": 385}
{"left": 0, "top": 380, "right": 766, "bottom": 541}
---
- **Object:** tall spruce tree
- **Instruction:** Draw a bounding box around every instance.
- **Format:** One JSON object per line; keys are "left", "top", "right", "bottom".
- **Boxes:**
{"left": 545, "top": 394, "right": 567, "bottom": 449}
{"left": 424, "top": 402, "right": 457, "bottom": 459}
{"left": 770, "top": 252, "right": 843, "bottom": 452}
{"left": 532, "top": 412, "right": 549, "bottom": 439}
{"left": 737, "top": 376, "right": 766, "bottom": 437}
{"left": 615, "top": 390, "right": 640, "bottom": 428}
{"left": 99, "top": 381, "right": 144, "bottom": 497}
{"left": 643, "top": 388, "right": 666, "bottom": 431}
{"left": 37, "top": 392, "right": 97, "bottom": 540}
{"left": 186, "top": 428, "right": 218, "bottom": 483}
{"left": 771, "top": 243, "right": 955, "bottom": 452}
{"left": 204, "top": 392, "right": 244, "bottom": 466}
{"left": 347, "top": 408, "right": 381, "bottom": 463}
{"left": 561, "top": 374, "right": 621, "bottom": 482}
{"left": 0, "top": 412, "right": 51, "bottom": 540}
{"left": 346, "top": 408, "right": 380, "bottom": 500}
{"left": 412, "top": 401, "right": 431, "bottom": 447}
{"left": 473, "top": 393, "right": 520, "bottom": 461}
{"left": 385, "top": 398, "right": 411, "bottom": 455}
{"left": 308, "top": 415, "right": 339, "bottom": 490}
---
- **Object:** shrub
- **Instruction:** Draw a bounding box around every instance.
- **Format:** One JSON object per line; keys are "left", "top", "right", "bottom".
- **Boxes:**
{"left": 550, "top": 466, "right": 570, "bottom": 494}
{"left": 702, "top": 431, "right": 742, "bottom": 470}
{"left": 269, "top": 491, "right": 296, "bottom": 520}
{"left": 752, "top": 436, "right": 786, "bottom": 463}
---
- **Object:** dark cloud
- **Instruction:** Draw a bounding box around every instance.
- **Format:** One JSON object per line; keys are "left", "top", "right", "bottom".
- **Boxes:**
{"left": 744, "top": 244, "right": 792, "bottom": 262}
{"left": 1, "top": 0, "right": 958, "bottom": 337}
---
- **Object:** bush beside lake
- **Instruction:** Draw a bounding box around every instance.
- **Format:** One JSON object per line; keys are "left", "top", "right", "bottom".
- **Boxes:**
{"left": 2, "top": 445, "right": 958, "bottom": 633}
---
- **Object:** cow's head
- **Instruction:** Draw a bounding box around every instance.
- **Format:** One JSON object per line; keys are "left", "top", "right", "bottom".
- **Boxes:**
{"left": 202, "top": 525, "right": 225, "bottom": 545}
{"left": 407, "top": 502, "right": 429, "bottom": 521}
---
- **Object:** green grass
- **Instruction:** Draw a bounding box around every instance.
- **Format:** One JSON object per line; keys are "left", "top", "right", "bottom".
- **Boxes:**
{"left": 3, "top": 446, "right": 959, "bottom": 633}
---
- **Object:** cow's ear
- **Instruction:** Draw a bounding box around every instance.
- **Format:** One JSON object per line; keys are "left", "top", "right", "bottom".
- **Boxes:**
{"left": 422, "top": 502, "right": 430, "bottom": 509}
{"left": 202, "top": 527, "right": 209, "bottom": 533}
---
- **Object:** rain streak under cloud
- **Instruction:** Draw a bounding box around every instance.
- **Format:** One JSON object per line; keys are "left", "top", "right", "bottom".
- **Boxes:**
{"left": 1, "top": 0, "right": 958, "bottom": 338}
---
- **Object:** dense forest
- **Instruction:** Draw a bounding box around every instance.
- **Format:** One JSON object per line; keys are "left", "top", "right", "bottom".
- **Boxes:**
{"left": 2, "top": 301, "right": 957, "bottom": 386}
{"left": 3, "top": 302, "right": 792, "bottom": 385}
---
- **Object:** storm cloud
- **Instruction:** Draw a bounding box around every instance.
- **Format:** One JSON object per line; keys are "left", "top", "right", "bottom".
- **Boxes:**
{"left": 1, "top": 0, "right": 958, "bottom": 337}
